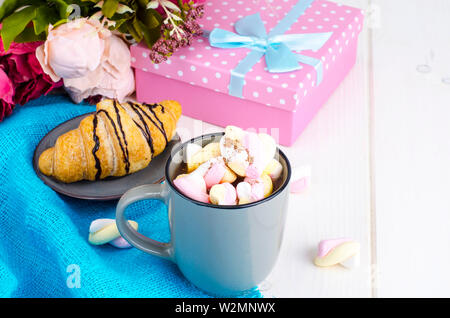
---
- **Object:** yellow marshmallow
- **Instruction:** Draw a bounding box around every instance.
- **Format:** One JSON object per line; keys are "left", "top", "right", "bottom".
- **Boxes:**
{"left": 263, "top": 159, "right": 283, "bottom": 180}
{"left": 209, "top": 183, "right": 236, "bottom": 205}
{"left": 314, "top": 241, "right": 360, "bottom": 267}
{"left": 88, "top": 220, "right": 138, "bottom": 246}
{"left": 187, "top": 142, "right": 221, "bottom": 172}
{"left": 227, "top": 161, "right": 246, "bottom": 177}
{"left": 221, "top": 166, "right": 237, "bottom": 183}
{"left": 238, "top": 198, "right": 251, "bottom": 205}
{"left": 224, "top": 125, "right": 245, "bottom": 141}
{"left": 261, "top": 174, "right": 273, "bottom": 198}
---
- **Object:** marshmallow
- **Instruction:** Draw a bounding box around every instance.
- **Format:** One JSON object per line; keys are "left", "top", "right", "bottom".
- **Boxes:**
{"left": 220, "top": 126, "right": 251, "bottom": 177}
{"left": 244, "top": 176, "right": 272, "bottom": 197}
{"left": 204, "top": 161, "right": 227, "bottom": 189}
{"left": 340, "top": 253, "right": 360, "bottom": 269}
{"left": 184, "top": 143, "right": 202, "bottom": 165}
{"left": 236, "top": 182, "right": 252, "bottom": 204}
{"left": 221, "top": 166, "right": 237, "bottom": 184}
{"left": 260, "top": 174, "right": 273, "bottom": 198}
{"left": 226, "top": 160, "right": 247, "bottom": 177}
{"left": 174, "top": 173, "right": 209, "bottom": 203}
{"left": 88, "top": 218, "right": 138, "bottom": 248}
{"left": 192, "top": 157, "right": 237, "bottom": 184}
{"left": 243, "top": 132, "right": 264, "bottom": 179}
{"left": 220, "top": 135, "right": 249, "bottom": 177}
{"left": 314, "top": 238, "right": 360, "bottom": 269}
{"left": 258, "top": 133, "right": 277, "bottom": 168}
{"left": 224, "top": 125, "right": 245, "bottom": 141}
{"left": 238, "top": 177, "right": 269, "bottom": 203}
{"left": 290, "top": 165, "right": 311, "bottom": 193}
{"left": 220, "top": 127, "right": 278, "bottom": 179}
{"left": 209, "top": 183, "right": 237, "bottom": 205}
{"left": 187, "top": 142, "right": 221, "bottom": 172}
{"left": 191, "top": 157, "right": 219, "bottom": 177}
{"left": 236, "top": 176, "right": 272, "bottom": 204}
{"left": 263, "top": 159, "right": 283, "bottom": 181}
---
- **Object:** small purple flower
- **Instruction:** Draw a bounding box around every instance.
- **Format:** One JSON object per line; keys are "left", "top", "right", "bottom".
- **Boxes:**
{"left": 148, "top": 4, "right": 204, "bottom": 64}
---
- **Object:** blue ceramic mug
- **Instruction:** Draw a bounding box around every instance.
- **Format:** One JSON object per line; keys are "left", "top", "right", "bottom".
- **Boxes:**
{"left": 116, "top": 133, "right": 291, "bottom": 296}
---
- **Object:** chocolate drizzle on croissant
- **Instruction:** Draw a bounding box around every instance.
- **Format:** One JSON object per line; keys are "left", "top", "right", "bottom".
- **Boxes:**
{"left": 38, "top": 99, "right": 182, "bottom": 183}
{"left": 127, "top": 103, "right": 155, "bottom": 158}
{"left": 112, "top": 100, "right": 131, "bottom": 175}
{"left": 144, "top": 103, "right": 169, "bottom": 145}
{"left": 92, "top": 114, "right": 102, "bottom": 180}
{"left": 96, "top": 108, "right": 129, "bottom": 180}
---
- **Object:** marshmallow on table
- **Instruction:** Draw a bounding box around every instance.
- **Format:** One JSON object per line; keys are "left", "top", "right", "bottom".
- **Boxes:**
{"left": 88, "top": 218, "right": 138, "bottom": 248}
{"left": 290, "top": 165, "right": 311, "bottom": 193}
{"left": 314, "top": 238, "right": 360, "bottom": 269}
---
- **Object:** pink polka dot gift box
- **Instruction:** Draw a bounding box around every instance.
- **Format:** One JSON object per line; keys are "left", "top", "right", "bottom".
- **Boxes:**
{"left": 131, "top": 0, "right": 364, "bottom": 146}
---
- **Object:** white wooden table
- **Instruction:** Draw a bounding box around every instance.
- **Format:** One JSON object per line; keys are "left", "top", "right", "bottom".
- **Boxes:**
{"left": 176, "top": 0, "right": 450, "bottom": 297}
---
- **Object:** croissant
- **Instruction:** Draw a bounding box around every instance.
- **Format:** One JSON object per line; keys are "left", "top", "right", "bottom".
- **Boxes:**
{"left": 38, "top": 99, "right": 182, "bottom": 183}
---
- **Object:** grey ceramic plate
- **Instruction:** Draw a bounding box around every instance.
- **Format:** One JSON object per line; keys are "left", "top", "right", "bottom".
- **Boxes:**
{"left": 33, "top": 112, "right": 181, "bottom": 201}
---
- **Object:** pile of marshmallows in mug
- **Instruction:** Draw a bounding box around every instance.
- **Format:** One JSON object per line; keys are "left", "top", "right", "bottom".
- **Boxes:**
{"left": 174, "top": 126, "right": 283, "bottom": 205}
{"left": 89, "top": 126, "right": 362, "bottom": 269}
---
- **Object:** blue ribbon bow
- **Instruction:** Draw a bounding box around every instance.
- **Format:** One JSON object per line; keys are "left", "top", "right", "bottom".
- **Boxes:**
{"left": 207, "top": 0, "right": 332, "bottom": 98}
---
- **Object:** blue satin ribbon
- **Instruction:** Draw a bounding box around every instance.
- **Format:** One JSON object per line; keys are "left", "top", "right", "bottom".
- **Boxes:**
{"left": 208, "top": 0, "right": 332, "bottom": 98}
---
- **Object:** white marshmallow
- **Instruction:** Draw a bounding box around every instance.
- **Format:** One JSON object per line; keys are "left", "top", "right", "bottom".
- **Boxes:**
{"left": 236, "top": 182, "right": 252, "bottom": 204}
{"left": 184, "top": 143, "right": 202, "bottom": 164}
{"left": 263, "top": 159, "right": 283, "bottom": 180}
{"left": 258, "top": 133, "right": 277, "bottom": 167}
{"left": 340, "top": 253, "right": 360, "bottom": 269}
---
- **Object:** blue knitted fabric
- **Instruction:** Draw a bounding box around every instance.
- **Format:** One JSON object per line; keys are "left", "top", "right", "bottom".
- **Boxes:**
{"left": 0, "top": 94, "right": 261, "bottom": 298}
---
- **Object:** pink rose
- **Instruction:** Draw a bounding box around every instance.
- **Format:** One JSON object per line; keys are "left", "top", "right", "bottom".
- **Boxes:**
{"left": 36, "top": 18, "right": 135, "bottom": 103}
{"left": 36, "top": 18, "right": 108, "bottom": 81}
{"left": 0, "top": 36, "right": 62, "bottom": 122}
{"left": 0, "top": 67, "right": 14, "bottom": 120}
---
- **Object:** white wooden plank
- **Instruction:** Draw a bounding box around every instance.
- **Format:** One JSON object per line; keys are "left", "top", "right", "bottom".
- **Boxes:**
{"left": 256, "top": 0, "right": 372, "bottom": 298}
{"left": 371, "top": 0, "right": 450, "bottom": 297}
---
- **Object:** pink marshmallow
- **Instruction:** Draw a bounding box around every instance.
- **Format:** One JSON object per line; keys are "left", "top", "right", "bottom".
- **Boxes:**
{"left": 244, "top": 177, "right": 265, "bottom": 201}
{"left": 245, "top": 164, "right": 263, "bottom": 179}
{"left": 109, "top": 236, "right": 132, "bottom": 248}
{"left": 222, "top": 183, "right": 237, "bottom": 205}
{"left": 203, "top": 162, "right": 226, "bottom": 189}
{"left": 209, "top": 182, "right": 237, "bottom": 205}
{"left": 243, "top": 133, "right": 265, "bottom": 178}
{"left": 290, "top": 177, "right": 309, "bottom": 193}
{"left": 317, "top": 238, "right": 353, "bottom": 258}
{"left": 174, "top": 174, "right": 209, "bottom": 203}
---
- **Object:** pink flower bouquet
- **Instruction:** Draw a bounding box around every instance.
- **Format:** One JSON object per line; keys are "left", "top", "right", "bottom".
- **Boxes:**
{"left": 0, "top": 39, "right": 62, "bottom": 122}
{"left": 0, "top": 0, "right": 205, "bottom": 122}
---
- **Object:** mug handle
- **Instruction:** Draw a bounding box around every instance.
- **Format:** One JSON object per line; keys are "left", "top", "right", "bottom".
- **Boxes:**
{"left": 116, "top": 183, "right": 173, "bottom": 261}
